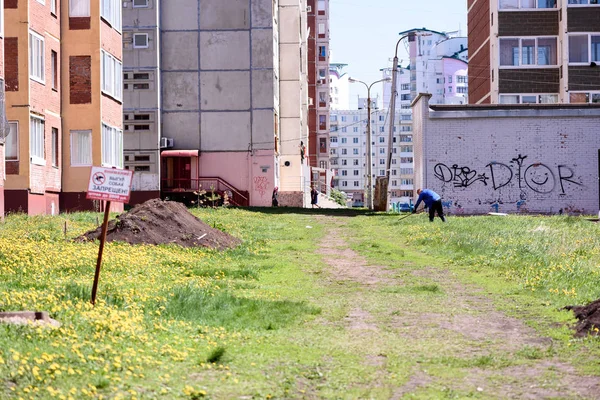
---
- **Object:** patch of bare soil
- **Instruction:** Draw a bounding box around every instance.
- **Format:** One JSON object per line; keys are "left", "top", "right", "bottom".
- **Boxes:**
{"left": 565, "top": 299, "right": 600, "bottom": 337}
{"left": 391, "top": 370, "right": 433, "bottom": 400}
{"left": 345, "top": 308, "right": 378, "bottom": 331}
{"left": 78, "top": 199, "right": 240, "bottom": 250}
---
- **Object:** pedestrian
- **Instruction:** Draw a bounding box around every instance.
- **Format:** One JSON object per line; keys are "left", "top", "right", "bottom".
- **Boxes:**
{"left": 272, "top": 186, "right": 279, "bottom": 207}
{"left": 311, "top": 186, "right": 320, "bottom": 208}
{"left": 413, "top": 188, "right": 446, "bottom": 222}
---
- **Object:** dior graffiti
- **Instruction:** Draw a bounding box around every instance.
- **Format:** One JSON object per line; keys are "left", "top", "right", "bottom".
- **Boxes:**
{"left": 433, "top": 154, "right": 583, "bottom": 195}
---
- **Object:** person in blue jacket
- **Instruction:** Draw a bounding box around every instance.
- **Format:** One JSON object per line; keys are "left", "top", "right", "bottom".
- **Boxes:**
{"left": 412, "top": 188, "right": 446, "bottom": 222}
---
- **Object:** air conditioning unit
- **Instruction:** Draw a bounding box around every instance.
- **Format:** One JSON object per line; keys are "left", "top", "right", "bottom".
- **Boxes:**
{"left": 160, "top": 137, "right": 174, "bottom": 149}
{"left": 307, "top": 5, "right": 312, "bottom": 12}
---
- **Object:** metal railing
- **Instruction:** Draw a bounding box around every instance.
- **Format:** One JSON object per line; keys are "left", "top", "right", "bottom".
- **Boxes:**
{"left": 161, "top": 177, "right": 249, "bottom": 207}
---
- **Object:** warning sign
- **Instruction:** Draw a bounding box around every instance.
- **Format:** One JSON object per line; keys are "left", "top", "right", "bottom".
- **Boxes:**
{"left": 86, "top": 167, "right": 134, "bottom": 203}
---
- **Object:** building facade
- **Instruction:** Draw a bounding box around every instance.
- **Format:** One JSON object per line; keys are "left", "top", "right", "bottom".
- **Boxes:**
{"left": 468, "top": 0, "right": 600, "bottom": 104}
{"left": 3, "top": 0, "right": 123, "bottom": 215}
{"left": 307, "top": 0, "right": 331, "bottom": 182}
{"left": 413, "top": 93, "right": 600, "bottom": 215}
{"left": 0, "top": 0, "right": 5, "bottom": 217}
{"left": 329, "top": 62, "right": 350, "bottom": 110}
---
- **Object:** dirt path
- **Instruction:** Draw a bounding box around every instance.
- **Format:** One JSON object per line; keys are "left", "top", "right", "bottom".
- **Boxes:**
{"left": 315, "top": 215, "right": 600, "bottom": 399}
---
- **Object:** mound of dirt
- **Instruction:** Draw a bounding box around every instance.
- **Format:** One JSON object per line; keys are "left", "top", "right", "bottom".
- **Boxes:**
{"left": 78, "top": 199, "right": 240, "bottom": 250}
{"left": 565, "top": 299, "right": 600, "bottom": 337}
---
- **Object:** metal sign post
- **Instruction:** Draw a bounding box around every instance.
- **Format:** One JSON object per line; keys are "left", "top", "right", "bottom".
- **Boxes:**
{"left": 86, "top": 167, "right": 134, "bottom": 306}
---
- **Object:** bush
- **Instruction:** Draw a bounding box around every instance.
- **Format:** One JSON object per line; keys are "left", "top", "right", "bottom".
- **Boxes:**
{"left": 330, "top": 189, "right": 348, "bottom": 207}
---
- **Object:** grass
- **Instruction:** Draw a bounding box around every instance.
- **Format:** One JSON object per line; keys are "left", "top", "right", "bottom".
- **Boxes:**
{"left": 0, "top": 208, "right": 599, "bottom": 399}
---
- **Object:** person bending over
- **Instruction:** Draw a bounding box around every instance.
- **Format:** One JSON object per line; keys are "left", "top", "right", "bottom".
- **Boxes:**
{"left": 413, "top": 188, "right": 446, "bottom": 222}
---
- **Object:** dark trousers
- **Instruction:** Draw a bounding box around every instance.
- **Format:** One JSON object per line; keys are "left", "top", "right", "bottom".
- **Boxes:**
{"left": 429, "top": 200, "right": 446, "bottom": 222}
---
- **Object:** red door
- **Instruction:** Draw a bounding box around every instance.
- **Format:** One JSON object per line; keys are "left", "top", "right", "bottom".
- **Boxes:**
{"left": 162, "top": 157, "right": 192, "bottom": 190}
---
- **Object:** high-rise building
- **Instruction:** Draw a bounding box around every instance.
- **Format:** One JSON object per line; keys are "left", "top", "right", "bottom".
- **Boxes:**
{"left": 123, "top": 0, "right": 309, "bottom": 207}
{"left": 329, "top": 63, "right": 350, "bottom": 110}
{"left": 307, "top": 0, "right": 331, "bottom": 188}
{"left": 3, "top": 0, "right": 123, "bottom": 214}
{"left": 468, "top": 0, "right": 600, "bottom": 105}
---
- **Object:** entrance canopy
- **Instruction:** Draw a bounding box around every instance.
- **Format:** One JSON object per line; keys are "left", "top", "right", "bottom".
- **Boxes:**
{"left": 161, "top": 150, "right": 199, "bottom": 158}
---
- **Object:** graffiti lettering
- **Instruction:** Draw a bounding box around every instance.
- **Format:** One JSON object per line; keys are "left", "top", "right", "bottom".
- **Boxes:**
{"left": 486, "top": 162, "right": 513, "bottom": 190}
{"left": 524, "top": 163, "right": 555, "bottom": 194}
{"left": 558, "top": 165, "right": 583, "bottom": 194}
{"left": 434, "top": 163, "right": 488, "bottom": 188}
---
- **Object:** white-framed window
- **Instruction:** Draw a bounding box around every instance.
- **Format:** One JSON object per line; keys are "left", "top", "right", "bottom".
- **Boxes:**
{"left": 379, "top": 137, "right": 385, "bottom": 143}
{"left": 341, "top": 138, "right": 347, "bottom": 144}
{"left": 341, "top": 181, "right": 348, "bottom": 187}
{"left": 51, "top": 127, "right": 59, "bottom": 167}
{"left": 51, "top": 0, "right": 56, "bottom": 14}
{"left": 353, "top": 127, "right": 358, "bottom": 133}
{"left": 101, "top": 50, "right": 123, "bottom": 101}
{"left": 330, "top": 136, "right": 338, "bottom": 143}
{"left": 568, "top": 34, "right": 600, "bottom": 64}
{"left": 499, "top": 37, "right": 558, "bottom": 67}
{"left": 499, "top": 0, "right": 557, "bottom": 9}
{"left": 133, "top": 0, "right": 149, "bottom": 7}
{"left": 318, "top": 0, "right": 325, "bottom": 10}
{"left": 101, "top": 0, "right": 122, "bottom": 32}
{"left": 102, "top": 123, "right": 123, "bottom": 168}
{"left": 30, "top": 115, "right": 45, "bottom": 164}
{"left": 318, "top": 23, "right": 325, "bottom": 35}
{"left": 341, "top": 170, "right": 347, "bottom": 176}
{"left": 353, "top": 181, "right": 359, "bottom": 187}
{"left": 133, "top": 33, "right": 149, "bottom": 49}
{"left": 569, "top": 91, "right": 600, "bottom": 103}
{"left": 353, "top": 148, "right": 359, "bottom": 155}
{"left": 6, "top": 121, "right": 19, "bottom": 161}
{"left": 36, "top": 0, "right": 45, "bottom": 5}
{"left": 353, "top": 115, "right": 359, "bottom": 122}
{"left": 70, "top": 0, "right": 90, "bottom": 16}
{"left": 352, "top": 137, "right": 358, "bottom": 144}
{"left": 379, "top": 159, "right": 385, "bottom": 165}
{"left": 70, "top": 130, "right": 92, "bottom": 166}
{"left": 353, "top": 159, "right": 359, "bottom": 166}
{"left": 499, "top": 93, "right": 558, "bottom": 103}
{"left": 341, "top": 148, "right": 347, "bottom": 155}
{"left": 568, "top": 0, "right": 600, "bottom": 6}
{"left": 29, "top": 31, "right": 45, "bottom": 83}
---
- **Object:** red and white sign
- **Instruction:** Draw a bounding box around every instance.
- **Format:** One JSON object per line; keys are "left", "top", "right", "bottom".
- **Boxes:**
{"left": 86, "top": 167, "right": 134, "bottom": 203}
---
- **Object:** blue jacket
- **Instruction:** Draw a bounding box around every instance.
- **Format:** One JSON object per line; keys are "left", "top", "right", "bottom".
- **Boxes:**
{"left": 414, "top": 189, "right": 441, "bottom": 210}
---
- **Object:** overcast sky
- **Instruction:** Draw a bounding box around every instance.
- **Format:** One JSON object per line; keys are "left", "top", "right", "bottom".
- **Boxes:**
{"left": 329, "top": 0, "right": 468, "bottom": 108}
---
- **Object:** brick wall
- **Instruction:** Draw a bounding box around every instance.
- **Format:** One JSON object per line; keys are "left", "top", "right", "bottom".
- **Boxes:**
{"left": 413, "top": 97, "right": 600, "bottom": 215}
{"left": 469, "top": 42, "right": 491, "bottom": 104}
{"left": 499, "top": 68, "right": 559, "bottom": 93}
{"left": 70, "top": 56, "right": 92, "bottom": 104}
{"left": 5, "top": 38, "right": 18, "bottom": 91}
{"left": 567, "top": 7, "right": 600, "bottom": 32}
{"left": 468, "top": 0, "right": 490, "bottom": 55}
{"left": 498, "top": 11, "right": 559, "bottom": 36}
{"left": 568, "top": 66, "right": 600, "bottom": 91}
{"left": 467, "top": 0, "right": 490, "bottom": 104}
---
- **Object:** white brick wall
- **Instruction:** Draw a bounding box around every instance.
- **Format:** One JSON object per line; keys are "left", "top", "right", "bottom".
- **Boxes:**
{"left": 413, "top": 94, "right": 600, "bottom": 215}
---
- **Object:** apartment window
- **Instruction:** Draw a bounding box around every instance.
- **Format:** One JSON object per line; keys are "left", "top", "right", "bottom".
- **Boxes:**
{"left": 341, "top": 127, "right": 347, "bottom": 133}
{"left": 401, "top": 146, "right": 413, "bottom": 153}
{"left": 448, "top": 86, "right": 453, "bottom": 93}
{"left": 499, "top": 94, "right": 558, "bottom": 103}
{"left": 341, "top": 149, "right": 347, "bottom": 155}
{"left": 353, "top": 137, "right": 358, "bottom": 144}
{"left": 133, "top": 0, "right": 149, "bottom": 7}
{"left": 51, "top": 51, "right": 58, "bottom": 90}
{"left": 319, "top": 46, "right": 326, "bottom": 58}
{"left": 319, "top": 69, "right": 326, "bottom": 78}
{"left": 30, "top": 116, "right": 45, "bottom": 164}
{"left": 101, "top": 50, "right": 123, "bottom": 100}
{"left": 401, "top": 115, "right": 411, "bottom": 121}
{"left": 379, "top": 137, "right": 385, "bottom": 143}
{"left": 378, "top": 115, "right": 384, "bottom": 121}
{"left": 70, "top": 0, "right": 90, "bottom": 16}
{"left": 133, "top": 73, "right": 149, "bottom": 80}
{"left": 353, "top": 181, "right": 360, "bottom": 187}
{"left": 330, "top": 148, "right": 336, "bottom": 155}
{"left": 102, "top": 123, "right": 123, "bottom": 168}
{"left": 379, "top": 148, "right": 385, "bottom": 154}
{"left": 400, "top": 83, "right": 409, "bottom": 90}
{"left": 391, "top": 180, "right": 397, "bottom": 186}
{"left": 101, "top": 0, "right": 122, "bottom": 31}
{"left": 341, "top": 181, "right": 348, "bottom": 187}
{"left": 448, "top": 75, "right": 453, "bottom": 83}
{"left": 134, "top": 125, "right": 150, "bottom": 131}
{"left": 379, "top": 170, "right": 385, "bottom": 176}
{"left": 499, "top": 0, "right": 557, "bottom": 8}
{"left": 318, "top": 0, "right": 325, "bottom": 10}
{"left": 353, "top": 115, "right": 359, "bottom": 122}
{"left": 330, "top": 136, "right": 338, "bottom": 143}
{"left": 353, "top": 170, "right": 359, "bottom": 176}
{"left": 391, "top": 159, "right": 397, "bottom": 165}
{"left": 568, "top": 0, "right": 600, "bottom": 5}
{"left": 353, "top": 149, "right": 359, "bottom": 155}
{"left": 392, "top": 170, "right": 397, "bottom": 175}
{"left": 133, "top": 83, "right": 150, "bottom": 90}
{"left": 134, "top": 114, "right": 150, "bottom": 120}
{"left": 379, "top": 159, "right": 385, "bottom": 165}
{"left": 457, "top": 75, "right": 468, "bottom": 83}
{"left": 401, "top": 94, "right": 411, "bottom": 101}
{"left": 51, "top": 128, "right": 59, "bottom": 167}
{"left": 29, "top": 31, "right": 45, "bottom": 83}
{"left": 570, "top": 92, "right": 600, "bottom": 103}
{"left": 341, "top": 138, "right": 347, "bottom": 144}
{"left": 500, "top": 37, "right": 557, "bottom": 66}
{"left": 133, "top": 33, "right": 149, "bottom": 49}
{"left": 341, "top": 170, "right": 347, "bottom": 176}
{"left": 51, "top": 0, "right": 56, "bottom": 15}
{"left": 457, "top": 86, "right": 468, "bottom": 94}
{"left": 353, "top": 127, "right": 358, "bottom": 133}
{"left": 569, "top": 34, "right": 600, "bottom": 64}
{"left": 71, "top": 130, "right": 92, "bottom": 166}
{"left": 341, "top": 116, "right": 347, "bottom": 122}
{"left": 6, "top": 122, "right": 19, "bottom": 161}
{"left": 379, "top": 126, "right": 385, "bottom": 132}
{"left": 341, "top": 159, "right": 347, "bottom": 165}
{"left": 318, "top": 23, "right": 325, "bottom": 35}
{"left": 353, "top": 159, "right": 359, "bottom": 166}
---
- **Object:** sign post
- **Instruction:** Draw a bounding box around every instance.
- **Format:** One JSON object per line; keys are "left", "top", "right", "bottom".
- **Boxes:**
{"left": 86, "top": 167, "right": 133, "bottom": 305}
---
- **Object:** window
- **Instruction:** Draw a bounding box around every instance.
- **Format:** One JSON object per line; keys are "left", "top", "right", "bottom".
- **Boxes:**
{"left": 457, "top": 75, "right": 468, "bottom": 83}
{"left": 133, "top": 0, "right": 149, "bottom": 7}
{"left": 401, "top": 157, "right": 413, "bottom": 163}
{"left": 379, "top": 148, "right": 385, "bottom": 154}
{"left": 318, "top": 23, "right": 325, "bottom": 34}
{"left": 379, "top": 170, "right": 385, "bottom": 176}
{"left": 353, "top": 159, "right": 359, "bottom": 166}
{"left": 341, "top": 127, "right": 347, "bottom": 133}
{"left": 341, "top": 170, "right": 347, "bottom": 176}
{"left": 569, "top": 34, "right": 600, "bottom": 64}
{"left": 457, "top": 87, "right": 468, "bottom": 94}
{"left": 341, "top": 159, "right": 347, "bottom": 165}
{"left": 319, "top": 46, "right": 326, "bottom": 58}
{"left": 330, "top": 148, "right": 336, "bottom": 155}
{"left": 30, "top": 116, "right": 45, "bottom": 164}
{"left": 353, "top": 127, "right": 358, "bottom": 133}
{"left": 448, "top": 75, "right": 453, "bottom": 83}
{"left": 379, "top": 159, "right": 385, "bottom": 165}
{"left": 353, "top": 149, "right": 359, "bottom": 155}
{"left": 354, "top": 170, "right": 359, "bottom": 176}
{"left": 570, "top": 92, "right": 600, "bottom": 103}
{"left": 341, "top": 149, "right": 347, "bottom": 155}
{"left": 500, "top": 37, "right": 557, "bottom": 66}
{"left": 71, "top": 130, "right": 92, "bottom": 166}
{"left": 448, "top": 86, "right": 453, "bottom": 93}
{"left": 51, "top": 51, "right": 58, "bottom": 90}
{"left": 378, "top": 115, "right": 384, "bottom": 121}
{"left": 330, "top": 136, "right": 338, "bottom": 143}
{"left": 353, "top": 116, "right": 359, "bottom": 122}
{"left": 341, "top": 181, "right": 348, "bottom": 187}
{"left": 133, "top": 125, "right": 150, "bottom": 131}
{"left": 568, "top": 0, "right": 600, "bottom": 5}
{"left": 51, "top": 0, "right": 56, "bottom": 14}
{"left": 379, "top": 127, "right": 385, "bottom": 132}
{"left": 134, "top": 114, "right": 150, "bottom": 120}
{"left": 133, "top": 73, "right": 149, "bottom": 80}
{"left": 401, "top": 114, "right": 411, "bottom": 121}
{"left": 6, "top": 122, "right": 19, "bottom": 161}
{"left": 29, "top": 31, "right": 45, "bottom": 83}
{"left": 401, "top": 146, "right": 413, "bottom": 153}
{"left": 51, "top": 128, "right": 59, "bottom": 167}
{"left": 319, "top": 69, "right": 326, "bottom": 78}
{"left": 499, "top": 94, "right": 558, "bottom": 103}
{"left": 400, "top": 83, "right": 410, "bottom": 91}
{"left": 70, "top": 0, "right": 90, "bottom": 16}
{"left": 379, "top": 137, "right": 385, "bottom": 143}
{"left": 392, "top": 170, "right": 397, "bottom": 175}
{"left": 352, "top": 138, "right": 358, "bottom": 144}
{"left": 500, "top": 0, "right": 557, "bottom": 9}
{"left": 353, "top": 181, "right": 360, "bottom": 187}
{"left": 133, "top": 33, "right": 149, "bottom": 49}
{"left": 101, "top": 0, "right": 122, "bottom": 31}
{"left": 101, "top": 50, "right": 123, "bottom": 100}
{"left": 401, "top": 94, "right": 411, "bottom": 101}
{"left": 341, "top": 138, "right": 347, "bottom": 144}
{"left": 318, "top": 0, "right": 325, "bottom": 10}
{"left": 102, "top": 123, "right": 123, "bottom": 168}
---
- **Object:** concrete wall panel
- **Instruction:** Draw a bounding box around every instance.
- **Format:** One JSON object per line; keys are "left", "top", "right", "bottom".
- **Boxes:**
{"left": 252, "top": 109, "right": 275, "bottom": 151}
{"left": 200, "top": 112, "right": 251, "bottom": 151}
{"left": 252, "top": 70, "right": 275, "bottom": 109}
{"left": 200, "top": 0, "right": 250, "bottom": 30}
{"left": 162, "top": 112, "right": 201, "bottom": 149}
{"left": 161, "top": 32, "right": 199, "bottom": 70}
{"left": 162, "top": 0, "right": 198, "bottom": 30}
{"left": 252, "top": 29, "right": 274, "bottom": 68}
{"left": 200, "top": 31, "right": 250, "bottom": 70}
{"left": 252, "top": 0, "right": 273, "bottom": 28}
{"left": 200, "top": 71, "right": 250, "bottom": 110}
{"left": 162, "top": 72, "right": 200, "bottom": 110}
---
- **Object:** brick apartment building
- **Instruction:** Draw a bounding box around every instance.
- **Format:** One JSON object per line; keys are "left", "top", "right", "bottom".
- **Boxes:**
{"left": 0, "top": 0, "right": 5, "bottom": 218}
{"left": 468, "top": 0, "right": 600, "bottom": 105}
{"left": 4, "top": 0, "right": 123, "bottom": 215}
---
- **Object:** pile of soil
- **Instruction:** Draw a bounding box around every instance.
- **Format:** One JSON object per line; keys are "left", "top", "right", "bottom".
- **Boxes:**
{"left": 565, "top": 299, "right": 600, "bottom": 337}
{"left": 78, "top": 199, "right": 240, "bottom": 250}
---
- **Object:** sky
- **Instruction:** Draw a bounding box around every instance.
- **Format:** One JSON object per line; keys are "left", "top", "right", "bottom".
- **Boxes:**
{"left": 329, "top": 0, "right": 468, "bottom": 108}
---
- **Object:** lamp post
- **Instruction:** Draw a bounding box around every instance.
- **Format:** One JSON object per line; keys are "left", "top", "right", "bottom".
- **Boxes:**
{"left": 349, "top": 77, "right": 391, "bottom": 210}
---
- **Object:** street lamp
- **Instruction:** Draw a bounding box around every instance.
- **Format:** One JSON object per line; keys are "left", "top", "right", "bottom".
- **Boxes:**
{"left": 349, "top": 77, "right": 391, "bottom": 210}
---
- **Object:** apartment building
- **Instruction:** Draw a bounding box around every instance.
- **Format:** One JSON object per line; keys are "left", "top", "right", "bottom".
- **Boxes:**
{"left": 469, "top": 0, "right": 600, "bottom": 104}
{"left": 329, "top": 62, "right": 350, "bottom": 110}
{"left": 307, "top": 0, "right": 331, "bottom": 184}
{"left": 0, "top": 0, "right": 5, "bottom": 217}
{"left": 3, "top": 0, "right": 123, "bottom": 215}
{"left": 330, "top": 106, "right": 414, "bottom": 206}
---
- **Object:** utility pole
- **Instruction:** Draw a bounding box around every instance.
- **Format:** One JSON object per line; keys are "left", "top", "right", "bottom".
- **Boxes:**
{"left": 349, "top": 77, "right": 391, "bottom": 210}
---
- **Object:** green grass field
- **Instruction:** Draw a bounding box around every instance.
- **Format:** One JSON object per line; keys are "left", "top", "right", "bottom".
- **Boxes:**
{"left": 0, "top": 209, "right": 599, "bottom": 399}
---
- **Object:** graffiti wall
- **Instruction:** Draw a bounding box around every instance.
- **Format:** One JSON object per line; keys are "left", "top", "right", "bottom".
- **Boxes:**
{"left": 412, "top": 95, "right": 600, "bottom": 215}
